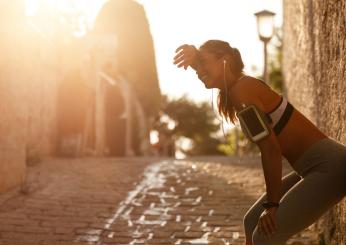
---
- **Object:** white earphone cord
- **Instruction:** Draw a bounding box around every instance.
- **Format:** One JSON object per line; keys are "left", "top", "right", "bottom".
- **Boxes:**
{"left": 222, "top": 60, "right": 228, "bottom": 137}
{"left": 210, "top": 59, "right": 232, "bottom": 138}
{"left": 212, "top": 60, "right": 246, "bottom": 138}
{"left": 223, "top": 59, "right": 228, "bottom": 110}
{"left": 211, "top": 60, "right": 228, "bottom": 138}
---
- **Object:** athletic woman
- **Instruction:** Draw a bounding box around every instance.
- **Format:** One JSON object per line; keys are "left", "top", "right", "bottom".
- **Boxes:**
{"left": 173, "top": 40, "right": 346, "bottom": 245}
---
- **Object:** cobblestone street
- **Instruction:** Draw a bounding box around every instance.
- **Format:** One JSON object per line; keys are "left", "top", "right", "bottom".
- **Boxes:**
{"left": 0, "top": 157, "right": 319, "bottom": 245}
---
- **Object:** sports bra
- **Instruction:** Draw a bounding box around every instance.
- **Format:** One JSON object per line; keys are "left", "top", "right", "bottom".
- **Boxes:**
{"left": 266, "top": 97, "right": 294, "bottom": 135}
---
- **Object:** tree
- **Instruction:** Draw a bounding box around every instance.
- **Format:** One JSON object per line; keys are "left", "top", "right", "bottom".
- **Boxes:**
{"left": 254, "top": 27, "right": 283, "bottom": 94}
{"left": 268, "top": 27, "right": 284, "bottom": 94}
{"left": 154, "top": 95, "right": 224, "bottom": 156}
{"left": 218, "top": 127, "right": 259, "bottom": 156}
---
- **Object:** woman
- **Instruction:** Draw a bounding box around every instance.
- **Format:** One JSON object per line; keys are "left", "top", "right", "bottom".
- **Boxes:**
{"left": 173, "top": 40, "right": 346, "bottom": 245}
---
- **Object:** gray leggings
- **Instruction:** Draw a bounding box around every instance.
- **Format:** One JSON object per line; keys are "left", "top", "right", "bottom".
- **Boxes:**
{"left": 243, "top": 138, "right": 346, "bottom": 244}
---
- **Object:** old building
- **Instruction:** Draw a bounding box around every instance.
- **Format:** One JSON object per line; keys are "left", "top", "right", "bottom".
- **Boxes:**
{"left": 283, "top": 0, "right": 346, "bottom": 243}
{"left": 92, "top": 0, "right": 161, "bottom": 156}
{"left": 0, "top": 0, "right": 160, "bottom": 193}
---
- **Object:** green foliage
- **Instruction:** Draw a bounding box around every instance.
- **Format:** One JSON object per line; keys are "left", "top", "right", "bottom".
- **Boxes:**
{"left": 256, "top": 27, "right": 284, "bottom": 94}
{"left": 164, "top": 96, "right": 219, "bottom": 138}
{"left": 154, "top": 95, "right": 223, "bottom": 156}
{"left": 218, "top": 128, "right": 239, "bottom": 155}
{"left": 186, "top": 137, "right": 225, "bottom": 156}
{"left": 268, "top": 28, "right": 284, "bottom": 94}
{"left": 218, "top": 127, "right": 259, "bottom": 156}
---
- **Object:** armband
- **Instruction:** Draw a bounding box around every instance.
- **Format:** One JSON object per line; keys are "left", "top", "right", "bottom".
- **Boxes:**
{"left": 237, "top": 105, "right": 271, "bottom": 143}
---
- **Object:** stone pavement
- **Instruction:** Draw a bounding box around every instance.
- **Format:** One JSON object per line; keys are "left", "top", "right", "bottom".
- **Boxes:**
{"left": 0, "top": 156, "right": 320, "bottom": 245}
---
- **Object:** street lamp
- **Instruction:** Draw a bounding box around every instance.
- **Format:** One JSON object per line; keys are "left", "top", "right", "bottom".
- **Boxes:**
{"left": 254, "top": 10, "right": 276, "bottom": 84}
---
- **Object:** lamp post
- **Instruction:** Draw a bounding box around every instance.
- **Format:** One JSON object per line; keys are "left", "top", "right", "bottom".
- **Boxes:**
{"left": 254, "top": 10, "right": 276, "bottom": 84}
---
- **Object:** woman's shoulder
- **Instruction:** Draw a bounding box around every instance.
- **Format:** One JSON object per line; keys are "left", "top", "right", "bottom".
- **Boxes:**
{"left": 236, "top": 75, "right": 272, "bottom": 91}
{"left": 230, "top": 75, "right": 281, "bottom": 111}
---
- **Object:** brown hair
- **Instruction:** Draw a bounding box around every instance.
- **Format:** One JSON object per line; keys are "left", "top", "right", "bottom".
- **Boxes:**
{"left": 199, "top": 40, "right": 244, "bottom": 124}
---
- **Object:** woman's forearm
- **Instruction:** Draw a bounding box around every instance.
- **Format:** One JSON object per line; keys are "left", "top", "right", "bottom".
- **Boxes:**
{"left": 261, "top": 151, "right": 283, "bottom": 203}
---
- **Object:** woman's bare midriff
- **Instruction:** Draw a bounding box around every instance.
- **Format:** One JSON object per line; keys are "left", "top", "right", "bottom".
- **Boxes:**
{"left": 233, "top": 77, "right": 327, "bottom": 166}
{"left": 248, "top": 77, "right": 327, "bottom": 166}
{"left": 277, "top": 109, "right": 327, "bottom": 165}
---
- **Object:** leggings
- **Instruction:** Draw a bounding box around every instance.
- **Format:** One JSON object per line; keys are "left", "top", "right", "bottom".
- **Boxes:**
{"left": 243, "top": 138, "right": 346, "bottom": 244}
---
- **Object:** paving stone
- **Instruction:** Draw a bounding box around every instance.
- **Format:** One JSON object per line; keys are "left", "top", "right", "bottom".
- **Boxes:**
{"left": 0, "top": 157, "right": 319, "bottom": 244}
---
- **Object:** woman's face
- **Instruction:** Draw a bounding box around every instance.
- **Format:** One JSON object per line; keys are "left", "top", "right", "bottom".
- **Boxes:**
{"left": 197, "top": 49, "right": 224, "bottom": 89}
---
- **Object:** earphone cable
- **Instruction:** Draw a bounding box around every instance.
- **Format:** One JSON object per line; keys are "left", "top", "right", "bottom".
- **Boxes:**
{"left": 210, "top": 59, "right": 230, "bottom": 139}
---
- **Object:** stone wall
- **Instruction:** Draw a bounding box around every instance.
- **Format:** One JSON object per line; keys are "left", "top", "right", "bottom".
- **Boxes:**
{"left": 0, "top": 1, "right": 60, "bottom": 193}
{"left": 25, "top": 28, "right": 60, "bottom": 159}
{"left": 283, "top": 0, "right": 346, "bottom": 244}
{"left": 0, "top": 22, "right": 27, "bottom": 192}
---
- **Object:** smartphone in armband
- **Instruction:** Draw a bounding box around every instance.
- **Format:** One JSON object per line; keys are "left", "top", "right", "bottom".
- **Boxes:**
{"left": 237, "top": 105, "right": 270, "bottom": 142}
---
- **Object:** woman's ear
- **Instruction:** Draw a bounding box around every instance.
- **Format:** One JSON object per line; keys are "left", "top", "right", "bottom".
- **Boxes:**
{"left": 227, "top": 56, "right": 237, "bottom": 71}
{"left": 223, "top": 54, "right": 232, "bottom": 65}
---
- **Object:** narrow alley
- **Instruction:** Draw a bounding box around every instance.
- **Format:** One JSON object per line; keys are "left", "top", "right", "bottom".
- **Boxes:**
{"left": 0, "top": 157, "right": 319, "bottom": 245}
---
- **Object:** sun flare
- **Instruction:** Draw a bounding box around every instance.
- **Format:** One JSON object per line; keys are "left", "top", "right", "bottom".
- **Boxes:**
{"left": 25, "top": 0, "right": 106, "bottom": 29}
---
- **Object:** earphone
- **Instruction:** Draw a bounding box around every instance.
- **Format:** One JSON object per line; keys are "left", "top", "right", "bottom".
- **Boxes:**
{"left": 221, "top": 58, "right": 228, "bottom": 137}
{"left": 223, "top": 59, "right": 228, "bottom": 110}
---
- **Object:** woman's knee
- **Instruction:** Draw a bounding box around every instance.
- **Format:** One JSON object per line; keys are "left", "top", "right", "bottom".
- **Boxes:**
{"left": 243, "top": 197, "right": 267, "bottom": 238}
{"left": 243, "top": 208, "right": 258, "bottom": 238}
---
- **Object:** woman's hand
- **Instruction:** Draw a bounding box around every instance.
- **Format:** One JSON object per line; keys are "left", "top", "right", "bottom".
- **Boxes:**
{"left": 173, "top": 44, "right": 200, "bottom": 70}
{"left": 258, "top": 207, "right": 278, "bottom": 237}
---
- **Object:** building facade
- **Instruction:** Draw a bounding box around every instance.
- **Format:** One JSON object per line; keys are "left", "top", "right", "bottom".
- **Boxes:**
{"left": 0, "top": 1, "right": 60, "bottom": 193}
{"left": 0, "top": 0, "right": 160, "bottom": 193}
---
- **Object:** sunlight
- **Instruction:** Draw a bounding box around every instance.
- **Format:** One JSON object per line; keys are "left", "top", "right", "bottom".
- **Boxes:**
{"left": 25, "top": 0, "right": 106, "bottom": 29}
{"left": 137, "top": 0, "right": 282, "bottom": 103}
{"left": 25, "top": 0, "right": 39, "bottom": 16}
{"left": 25, "top": 0, "right": 60, "bottom": 16}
